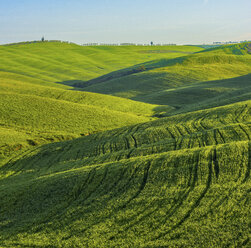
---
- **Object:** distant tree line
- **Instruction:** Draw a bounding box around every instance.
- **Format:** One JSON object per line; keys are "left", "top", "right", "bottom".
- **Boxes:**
{"left": 82, "top": 43, "right": 177, "bottom": 46}
{"left": 213, "top": 40, "right": 251, "bottom": 45}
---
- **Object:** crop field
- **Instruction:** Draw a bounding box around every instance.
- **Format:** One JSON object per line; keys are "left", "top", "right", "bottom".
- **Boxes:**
{"left": 0, "top": 42, "right": 250, "bottom": 247}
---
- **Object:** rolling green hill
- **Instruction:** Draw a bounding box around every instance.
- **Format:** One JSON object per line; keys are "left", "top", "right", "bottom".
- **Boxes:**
{"left": 0, "top": 41, "right": 202, "bottom": 87}
{"left": 2, "top": 42, "right": 198, "bottom": 160}
{"left": 0, "top": 42, "right": 250, "bottom": 247}
{"left": 80, "top": 42, "right": 251, "bottom": 107}
{"left": 0, "top": 91, "right": 155, "bottom": 158}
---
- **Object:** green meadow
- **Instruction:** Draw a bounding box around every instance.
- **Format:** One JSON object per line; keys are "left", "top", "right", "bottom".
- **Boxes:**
{"left": 0, "top": 41, "right": 250, "bottom": 247}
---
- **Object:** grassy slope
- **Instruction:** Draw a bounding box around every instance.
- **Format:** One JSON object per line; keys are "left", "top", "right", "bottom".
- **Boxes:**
{"left": 0, "top": 92, "right": 150, "bottom": 142}
{"left": 0, "top": 100, "right": 250, "bottom": 247}
{"left": 82, "top": 43, "right": 251, "bottom": 107}
{"left": 0, "top": 86, "right": 161, "bottom": 160}
{"left": 146, "top": 73, "right": 251, "bottom": 115}
{"left": 0, "top": 76, "right": 171, "bottom": 116}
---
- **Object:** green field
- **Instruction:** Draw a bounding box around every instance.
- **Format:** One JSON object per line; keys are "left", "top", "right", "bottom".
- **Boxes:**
{"left": 0, "top": 41, "right": 250, "bottom": 247}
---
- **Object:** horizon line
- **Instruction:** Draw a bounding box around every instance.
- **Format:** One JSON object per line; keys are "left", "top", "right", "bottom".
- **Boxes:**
{"left": 1, "top": 39, "right": 251, "bottom": 47}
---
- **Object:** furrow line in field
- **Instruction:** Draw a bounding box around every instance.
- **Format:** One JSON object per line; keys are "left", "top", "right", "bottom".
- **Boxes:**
{"left": 161, "top": 152, "right": 199, "bottom": 224}
{"left": 71, "top": 168, "right": 97, "bottom": 202}
{"left": 126, "top": 148, "right": 135, "bottom": 159}
{"left": 178, "top": 137, "right": 184, "bottom": 150}
{"left": 217, "top": 129, "right": 226, "bottom": 144}
{"left": 131, "top": 135, "right": 138, "bottom": 148}
{"left": 81, "top": 167, "right": 108, "bottom": 204}
{"left": 199, "top": 116, "right": 208, "bottom": 130}
{"left": 187, "top": 136, "right": 192, "bottom": 149}
{"left": 175, "top": 126, "right": 184, "bottom": 150}
{"left": 242, "top": 142, "right": 251, "bottom": 183}
{"left": 175, "top": 125, "right": 184, "bottom": 136}
{"left": 121, "top": 161, "right": 151, "bottom": 209}
{"left": 166, "top": 148, "right": 213, "bottom": 235}
{"left": 214, "top": 129, "right": 219, "bottom": 145}
{"left": 124, "top": 137, "right": 130, "bottom": 150}
{"left": 102, "top": 143, "right": 106, "bottom": 154}
{"left": 200, "top": 148, "right": 247, "bottom": 220}
{"left": 212, "top": 148, "right": 219, "bottom": 180}
{"left": 165, "top": 127, "right": 177, "bottom": 150}
{"left": 197, "top": 135, "right": 202, "bottom": 148}
{"left": 236, "top": 104, "right": 247, "bottom": 123}
{"left": 152, "top": 152, "right": 201, "bottom": 239}
{"left": 181, "top": 123, "right": 191, "bottom": 135}
{"left": 238, "top": 124, "right": 250, "bottom": 140}
{"left": 191, "top": 120, "right": 199, "bottom": 133}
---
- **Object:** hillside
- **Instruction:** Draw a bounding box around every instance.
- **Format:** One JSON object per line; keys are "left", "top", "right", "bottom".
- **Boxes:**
{"left": 0, "top": 76, "right": 170, "bottom": 161}
{"left": 0, "top": 100, "right": 250, "bottom": 247}
{"left": 80, "top": 43, "right": 251, "bottom": 108}
{"left": 0, "top": 91, "right": 156, "bottom": 158}
{"left": 0, "top": 42, "right": 250, "bottom": 247}
{"left": 0, "top": 42, "right": 203, "bottom": 88}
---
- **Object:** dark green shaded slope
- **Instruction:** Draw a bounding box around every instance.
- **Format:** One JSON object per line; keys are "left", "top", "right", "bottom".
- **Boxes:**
{"left": 146, "top": 73, "right": 251, "bottom": 115}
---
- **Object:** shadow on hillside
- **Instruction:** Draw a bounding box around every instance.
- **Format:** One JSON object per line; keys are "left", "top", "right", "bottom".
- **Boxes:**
{"left": 55, "top": 72, "right": 251, "bottom": 117}
{"left": 56, "top": 56, "right": 186, "bottom": 90}
{"left": 149, "top": 73, "right": 251, "bottom": 116}
{"left": 56, "top": 79, "right": 88, "bottom": 87}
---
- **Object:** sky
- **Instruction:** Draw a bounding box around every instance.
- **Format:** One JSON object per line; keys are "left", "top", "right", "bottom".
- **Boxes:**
{"left": 0, "top": 0, "right": 251, "bottom": 45}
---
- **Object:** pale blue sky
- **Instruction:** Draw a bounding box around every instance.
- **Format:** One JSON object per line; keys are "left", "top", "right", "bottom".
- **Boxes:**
{"left": 0, "top": 0, "right": 250, "bottom": 44}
